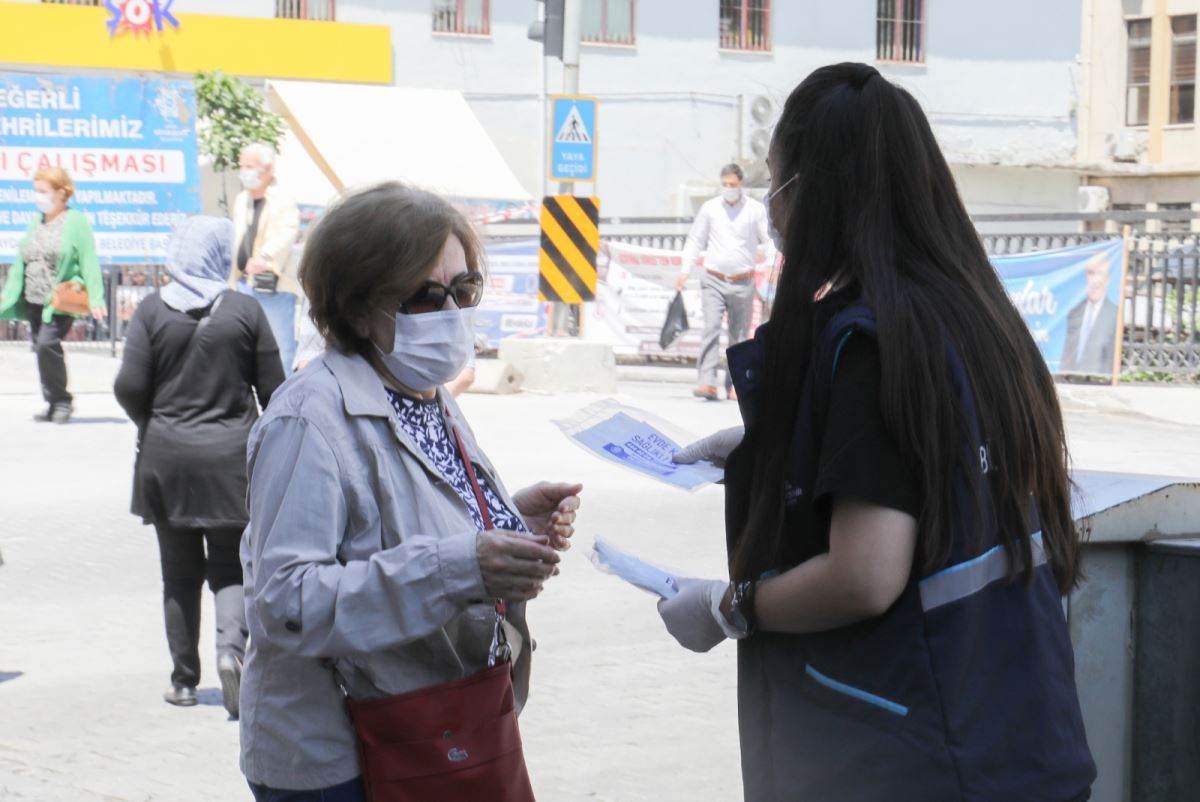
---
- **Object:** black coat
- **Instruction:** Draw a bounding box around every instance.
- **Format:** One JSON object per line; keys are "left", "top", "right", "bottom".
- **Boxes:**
{"left": 114, "top": 290, "right": 285, "bottom": 528}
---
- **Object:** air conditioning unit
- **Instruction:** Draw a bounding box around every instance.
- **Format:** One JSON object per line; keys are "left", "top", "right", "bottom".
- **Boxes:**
{"left": 1078, "top": 186, "right": 1111, "bottom": 213}
{"left": 1105, "top": 129, "right": 1145, "bottom": 163}
{"left": 740, "top": 94, "right": 779, "bottom": 181}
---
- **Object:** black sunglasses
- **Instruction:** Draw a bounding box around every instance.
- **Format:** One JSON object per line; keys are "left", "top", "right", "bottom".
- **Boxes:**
{"left": 400, "top": 271, "right": 485, "bottom": 314}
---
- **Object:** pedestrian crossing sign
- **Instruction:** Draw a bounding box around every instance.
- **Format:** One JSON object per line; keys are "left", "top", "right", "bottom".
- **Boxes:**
{"left": 550, "top": 95, "right": 597, "bottom": 182}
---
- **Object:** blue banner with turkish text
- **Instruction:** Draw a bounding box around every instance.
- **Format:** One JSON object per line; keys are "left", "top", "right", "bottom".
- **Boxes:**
{"left": 0, "top": 74, "right": 200, "bottom": 264}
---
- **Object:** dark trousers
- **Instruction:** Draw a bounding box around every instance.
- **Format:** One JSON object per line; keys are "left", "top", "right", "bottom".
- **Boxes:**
{"left": 249, "top": 777, "right": 368, "bottom": 802}
{"left": 154, "top": 524, "right": 247, "bottom": 688}
{"left": 26, "top": 303, "right": 74, "bottom": 406}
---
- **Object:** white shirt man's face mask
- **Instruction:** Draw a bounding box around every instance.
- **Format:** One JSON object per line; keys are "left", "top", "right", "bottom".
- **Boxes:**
{"left": 239, "top": 169, "right": 263, "bottom": 191}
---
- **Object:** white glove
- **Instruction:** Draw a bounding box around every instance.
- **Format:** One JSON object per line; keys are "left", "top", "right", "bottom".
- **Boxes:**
{"left": 657, "top": 578, "right": 744, "bottom": 653}
{"left": 672, "top": 426, "right": 745, "bottom": 468}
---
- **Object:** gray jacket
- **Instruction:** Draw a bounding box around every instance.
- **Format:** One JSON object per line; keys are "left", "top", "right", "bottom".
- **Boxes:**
{"left": 238, "top": 348, "right": 532, "bottom": 790}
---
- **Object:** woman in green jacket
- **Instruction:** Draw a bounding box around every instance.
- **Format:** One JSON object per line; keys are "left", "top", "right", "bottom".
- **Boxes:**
{"left": 0, "top": 167, "right": 106, "bottom": 423}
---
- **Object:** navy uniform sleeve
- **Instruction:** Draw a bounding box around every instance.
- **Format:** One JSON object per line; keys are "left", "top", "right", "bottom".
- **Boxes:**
{"left": 812, "top": 333, "right": 921, "bottom": 520}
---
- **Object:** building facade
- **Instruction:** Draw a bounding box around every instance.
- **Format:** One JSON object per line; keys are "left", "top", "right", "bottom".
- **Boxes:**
{"left": 352, "top": 0, "right": 1087, "bottom": 219}
{"left": 2, "top": 0, "right": 1086, "bottom": 220}
{"left": 1079, "top": 0, "right": 1200, "bottom": 231}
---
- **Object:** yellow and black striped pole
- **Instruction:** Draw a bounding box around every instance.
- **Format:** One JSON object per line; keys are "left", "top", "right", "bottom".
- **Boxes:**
{"left": 538, "top": 195, "right": 600, "bottom": 305}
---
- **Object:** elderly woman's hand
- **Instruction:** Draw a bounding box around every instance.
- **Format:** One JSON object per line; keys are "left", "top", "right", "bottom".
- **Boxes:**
{"left": 513, "top": 482, "right": 583, "bottom": 551}
{"left": 476, "top": 530, "right": 561, "bottom": 602}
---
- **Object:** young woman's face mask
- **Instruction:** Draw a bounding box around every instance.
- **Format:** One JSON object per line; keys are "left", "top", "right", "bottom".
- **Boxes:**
{"left": 764, "top": 173, "right": 797, "bottom": 251}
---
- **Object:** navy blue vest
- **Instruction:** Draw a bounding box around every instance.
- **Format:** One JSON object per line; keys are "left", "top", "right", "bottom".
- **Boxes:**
{"left": 725, "top": 303, "right": 1095, "bottom": 802}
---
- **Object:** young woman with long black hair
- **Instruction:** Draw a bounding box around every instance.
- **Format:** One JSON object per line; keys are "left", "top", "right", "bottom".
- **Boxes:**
{"left": 659, "top": 63, "right": 1096, "bottom": 802}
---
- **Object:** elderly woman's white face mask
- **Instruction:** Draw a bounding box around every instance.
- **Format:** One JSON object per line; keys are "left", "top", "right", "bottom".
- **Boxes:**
{"left": 371, "top": 234, "right": 480, "bottom": 392}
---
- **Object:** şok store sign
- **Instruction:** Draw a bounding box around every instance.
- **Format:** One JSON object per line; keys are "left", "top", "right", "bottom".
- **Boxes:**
{"left": 0, "top": 73, "right": 200, "bottom": 264}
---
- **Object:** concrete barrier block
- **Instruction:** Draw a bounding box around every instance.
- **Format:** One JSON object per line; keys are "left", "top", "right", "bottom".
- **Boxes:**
{"left": 498, "top": 338, "right": 617, "bottom": 393}
{"left": 467, "top": 359, "right": 524, "bottom": 395}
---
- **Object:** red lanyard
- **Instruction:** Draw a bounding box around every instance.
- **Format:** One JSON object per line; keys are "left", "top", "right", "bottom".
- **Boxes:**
{"left": 450, "top": 425, "right": 508, "bottom": 622}
{"left": 451, "top": 425, "right": 494, "bottom": 532}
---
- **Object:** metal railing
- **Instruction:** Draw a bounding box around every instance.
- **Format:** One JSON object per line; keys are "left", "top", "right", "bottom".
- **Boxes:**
{"left": 3, "top": 221, "right": 1197, "bottom": 375}
{"left": 719, "top": 0, "right": 771, "bottom": 52}
{"left": 981, "top": 233, "right": 1115, "bottom": 256}
{"left": 0, "top": 265, "right": 167, "bottom": 355}
{"left": 432, "top": 0, "right": 490, "bottom": 35}
{"left": 276, "top": 0, "right": 336, "bottom": 21}
{"left": 1123, "top": 233, "right": 1200, "bottom": 373}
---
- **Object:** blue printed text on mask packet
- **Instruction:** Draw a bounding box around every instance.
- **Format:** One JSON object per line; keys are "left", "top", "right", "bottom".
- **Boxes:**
{"left": 570, "top": 412, "right": 723, "bottom": 490}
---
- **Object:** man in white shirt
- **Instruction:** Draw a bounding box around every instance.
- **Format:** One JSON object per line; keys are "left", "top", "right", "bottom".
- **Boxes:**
{"left": 1059, "top": 250, "right": 1119, "bottom": 374}
{"left": 229, "top": 142, "right": 301, "bottom": 374}
{"left": 677, "top": 163, "right": 775, "bottom": 400}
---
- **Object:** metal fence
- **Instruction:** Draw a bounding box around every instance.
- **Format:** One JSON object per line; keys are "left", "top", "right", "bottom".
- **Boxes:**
{"left": 0, "top": 264, "right": 168, "bottom": 355}
{"left": 1122, "top": 233, "right": 1200, "bottom": 373}
{"left": 3, "top": 224, "right": 1198, "bottom": 375}
{"left": 980, "top": 233, "right": 1116, "bottom": 256}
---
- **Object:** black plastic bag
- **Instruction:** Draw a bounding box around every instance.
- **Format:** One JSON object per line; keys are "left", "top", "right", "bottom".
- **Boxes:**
{"left": 659, "top": 291, "right": 689, "bottom": 350}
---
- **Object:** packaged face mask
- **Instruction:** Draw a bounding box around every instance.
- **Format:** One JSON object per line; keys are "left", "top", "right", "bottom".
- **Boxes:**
{"left": 590, "top": 537, "right": 681, "bottom": 598}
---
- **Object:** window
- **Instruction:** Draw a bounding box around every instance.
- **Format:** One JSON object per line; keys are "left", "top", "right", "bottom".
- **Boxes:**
{"left": 719, "top": 0, "right": 770, "bottom": 52}
{"left": 877, "top": 0, "right": 925, "bottom": 63}
{"left": 433, "top": 0, "right": 490, "bottom": 36}
{"left": 1170, "top": 15, "right": 1197, "bottom": 124}
{"left": 583, "top": 0, "right": 635, "bottom": 46}
{"left": 276, "top": 1, "right": 336, "bottom": 21}
{"left": 1127, "top": 19, "right": 1152, "bottom": 126}
{"left": 1160, "top": 202, "right": 1193, "bottom": 233}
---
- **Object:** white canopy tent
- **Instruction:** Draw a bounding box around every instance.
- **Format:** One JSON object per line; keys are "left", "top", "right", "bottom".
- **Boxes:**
{"left": 265, "top": 80, "right": 533, "bottom": 206}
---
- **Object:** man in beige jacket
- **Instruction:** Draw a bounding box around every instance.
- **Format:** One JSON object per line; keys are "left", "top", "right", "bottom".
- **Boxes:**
{"left": 230, "top": 142, "right": 301, "bottom": 374}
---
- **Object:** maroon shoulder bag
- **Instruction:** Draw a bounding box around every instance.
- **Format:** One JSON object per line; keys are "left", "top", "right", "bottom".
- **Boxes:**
{"left": 341, "top": 426, "right": 536, "bottom": 802}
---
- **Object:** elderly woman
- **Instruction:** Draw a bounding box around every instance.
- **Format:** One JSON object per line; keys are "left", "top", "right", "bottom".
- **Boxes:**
{"left": 240, "top": 183, "right": 581, "bottom": 801}
{"left": 0, "top": 167, "right": 106, "bottom": 423}
{"left": 114, "top": 216, "right": 284, "bottom": 715}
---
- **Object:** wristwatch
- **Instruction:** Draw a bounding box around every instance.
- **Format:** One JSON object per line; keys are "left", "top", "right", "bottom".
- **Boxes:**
{"left": 728, "top": 580, "right": 758, "bottom": 637}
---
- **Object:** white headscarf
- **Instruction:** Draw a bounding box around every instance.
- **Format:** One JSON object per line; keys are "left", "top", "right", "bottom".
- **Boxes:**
{"left": 160, "top": 216, "right": 234, "bottom": 312}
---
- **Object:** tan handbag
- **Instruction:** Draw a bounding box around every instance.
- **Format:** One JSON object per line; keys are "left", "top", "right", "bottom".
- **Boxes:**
{"left": 50, "top": 281, "right": 90, "bottom": 315}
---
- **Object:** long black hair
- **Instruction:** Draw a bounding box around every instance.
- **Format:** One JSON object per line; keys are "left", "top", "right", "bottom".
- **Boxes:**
{"left": 731, "top": 63, "right": 1080, "bottom": 593}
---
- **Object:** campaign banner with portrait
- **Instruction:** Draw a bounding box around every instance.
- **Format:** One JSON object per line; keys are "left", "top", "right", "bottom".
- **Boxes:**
{"left": 993, "top": 238, "right": 1127, "bottom": 378}
{"left": 0, "top": 74, "right": 200, "bottom": 263}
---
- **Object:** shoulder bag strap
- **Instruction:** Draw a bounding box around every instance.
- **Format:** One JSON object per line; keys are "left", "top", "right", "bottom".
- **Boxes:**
{"left": 451, "top": 424, "right": 494, "bottom": 532}
{"left": 450, "top": 424, "right": 512, "bottom": 666}
{"left": 184, "top": 291, "right": 224, "bottom": 352}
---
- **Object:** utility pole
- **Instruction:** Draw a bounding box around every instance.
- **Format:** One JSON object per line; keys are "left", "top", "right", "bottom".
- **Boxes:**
{"left": 559, "top": 0, "right": 583, "bottom": 182}
{"left": 531, "top": 0, "right": 586, "bottom": 335}
{"left": 556, "top": 0, "right": 583, "bottom": 335}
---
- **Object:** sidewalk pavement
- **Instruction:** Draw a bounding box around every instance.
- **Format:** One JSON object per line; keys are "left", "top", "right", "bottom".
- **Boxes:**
{"left": 6, "top": 345, "right": 1200, "bottom": 430}
{"left": 0, "top": 347, "right": 747, "bottom": 802}
{"left": 619, "top": 361, "right": 1200, "bottom": 429}
{"left": 1, "top": 347, "right": 1198, "bottom": 801}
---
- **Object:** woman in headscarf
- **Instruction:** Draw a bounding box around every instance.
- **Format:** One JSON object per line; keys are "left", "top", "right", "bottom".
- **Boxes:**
{"left": 115, "top": 216, "right": 285, "bottom": 717}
